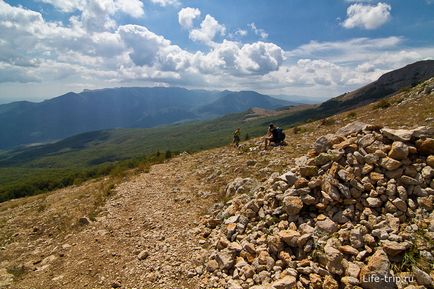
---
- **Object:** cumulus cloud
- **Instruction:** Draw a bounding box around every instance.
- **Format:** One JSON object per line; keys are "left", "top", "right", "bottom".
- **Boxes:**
{"left": 178, "top": 7, "right": 201, "bottom": 29}
{"left": 189, "top": 15, "right": 226, "bottom": 45}
{"left": 118, "top": 24, "right": 173, "bottom": 67}
{"left": 1, "top": 0, "right": 433, "bottom": 100}
{"left": 342, "top": 2, "right": 391, "bottom": 29}
{"left": 249, "top": 23, "right": 268, "bottom": 39}
{"left": 115, "top": 0, "right": 145, "bottom": 18}
{"left": 192, "top": 40, "right": 284, "bottom": 75}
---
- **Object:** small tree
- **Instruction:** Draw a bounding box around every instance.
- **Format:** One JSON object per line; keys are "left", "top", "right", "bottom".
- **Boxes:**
{"left": 165, "top": 150, "right": 172, "bottom": 159}
{"left": 244, "top": 133, "right": 250, "bottom": 141}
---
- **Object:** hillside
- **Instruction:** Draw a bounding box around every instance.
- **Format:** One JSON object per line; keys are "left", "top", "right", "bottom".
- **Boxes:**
{"left": 0, "top": 88, "right": 294, "bottom": 149}
{"left": 1, "top": 61, "right": 433, "bottom": 203}
{"left": 0, "top": 77, "right": 433, "bottom": 288}
{"left": 319, "top": 60, "right": 434, "bottom": 111}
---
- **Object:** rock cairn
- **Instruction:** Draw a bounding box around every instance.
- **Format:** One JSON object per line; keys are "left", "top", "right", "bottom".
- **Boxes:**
{"left": 199, "top": 122, "right": 434, "bottom": 289}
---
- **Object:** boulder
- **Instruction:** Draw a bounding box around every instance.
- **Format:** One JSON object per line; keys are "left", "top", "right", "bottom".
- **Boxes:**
{"left": 272, "top": 275, "right": 297, "bottom": 289}
{"left": 299, "top": 166, "right": 318, "bottom": 178}
{"left": 388, "top": 141, "right": 409, "bottom": 160}
{"left": 314, "top": 134, "right": 344, "bottom": 154}
{"left": 412, "top": 266, "right": 433, "bottom": 287}
{"left": 323, "top": 275, "right": 339, "bottom": 289}
{"left": 417, "top": 138, "right": 434, "bottom": 154}
{"left": 324, "top": 245, "right": 344, "bottom": 275}
{"left": 226, "top": 178, "right": 259, "bottom": 196}
{"left": 279, "top": 172, "right": 298, "bottom": 186}
{"left": 380, "top": 157, "right": 402, "bottom": 171}
{"left": 381, "top": 128, "right": 413, "bottom": 141}
{"left": 282, "top": 196, "right": 303, "bottom": 215}
{"left": 381, "top": 241, "right": 411, "bottom": 257}
{"left": 359, "top": 249, "right": 396, "bottom": 289}
{"left": 216, "top": 250, "right": 235, "bottom": 271}
{"left": 336, "top": 121, "right": 368, "bottom": 136}
{"left": 316, "top": 217, "right": 338, "bottom": 233}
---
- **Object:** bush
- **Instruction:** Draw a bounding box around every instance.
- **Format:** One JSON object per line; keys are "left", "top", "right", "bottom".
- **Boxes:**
{"left": 346, "top": 112, "right": 357, "bottom": 119}
{"left": 319, "top": 118, "right": 336, "bottom": 126}
{"left": 374, "top": 99, "right": 391, "bottom": 109}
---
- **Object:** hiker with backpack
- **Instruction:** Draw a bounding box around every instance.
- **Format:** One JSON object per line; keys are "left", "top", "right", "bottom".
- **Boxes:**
{"left": 264, "top": 123, "right": 286, "bottom": 149}
{"left": 233, "top": 128, "right": 241, "bottom": 147}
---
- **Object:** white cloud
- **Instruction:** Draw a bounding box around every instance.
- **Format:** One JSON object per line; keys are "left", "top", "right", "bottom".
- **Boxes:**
{"left": 118, "top": 24, "right": 172, "bottom": 67}
{"left": 249, "top": 23, "right": 268, "bottom": 39}
{"left": 115, "top": 0, "right": 145, "bottom": 18}
{"left": 178, "top": 7, "right": 201, "bottom": 29}
{"left": 342, "top": 2, "right": 391, "bottom": 29}
{"left": 0, "top": 63, "right": 40, "bottom": 83}
{"left": 289, "top": 37, "right": 403, "bottom": 59}
{"left": 1, "top": 0, "right": 433, "bottom": 101}
{"left": 235, "top": 29, "right": 247, "bottom": 37}
{"left": 150, "top": 0, "right": 180, "bottom": 7}
{"left": 189, "top": 15, "right": 226, "bottom": 45}
{"left": 38, "top": 0, "right": 85, "bottom": 12}
{"left": 237, "top": 42, "right": 284, "bottom": 74}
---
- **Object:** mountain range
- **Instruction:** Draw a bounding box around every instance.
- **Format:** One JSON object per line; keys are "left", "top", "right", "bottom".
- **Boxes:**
{"left": 0, "top": 88, "right": 293, "bottom": 149}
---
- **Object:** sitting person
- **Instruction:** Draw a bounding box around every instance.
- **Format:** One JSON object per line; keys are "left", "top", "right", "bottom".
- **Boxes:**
{"left": 264, "top": 123, "right": 286, "bottom": 149}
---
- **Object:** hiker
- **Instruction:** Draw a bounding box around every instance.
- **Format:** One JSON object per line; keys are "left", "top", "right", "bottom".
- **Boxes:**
{"left": 264, "top": 123, "right": 286, "bottom": 149}
{"left": 233, "top": 128, "right": 241, "bottom": 147}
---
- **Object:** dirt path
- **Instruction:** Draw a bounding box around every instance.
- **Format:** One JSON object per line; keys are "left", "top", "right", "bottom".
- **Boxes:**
{"left": 5, "top": 154, "right": 218, "bottom": 289}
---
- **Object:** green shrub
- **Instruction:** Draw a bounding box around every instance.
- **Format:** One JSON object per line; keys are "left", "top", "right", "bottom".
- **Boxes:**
{"left": 374, "top": 99, "right": 391, "bottom": 109}
{"left": 320, "top": 118, "right": 336, "bottom": 126}
{"left": 346, "top": 112, "right": 357, "bottom": 119}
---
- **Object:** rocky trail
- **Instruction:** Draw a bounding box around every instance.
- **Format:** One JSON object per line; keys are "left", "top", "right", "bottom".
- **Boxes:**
{"left": 0, "top": 78, "right": 433, "bottom": 289}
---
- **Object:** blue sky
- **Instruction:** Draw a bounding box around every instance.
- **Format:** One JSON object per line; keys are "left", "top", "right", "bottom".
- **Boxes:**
{"left": 0, "top": 0, "right": 433, "bottom": 103}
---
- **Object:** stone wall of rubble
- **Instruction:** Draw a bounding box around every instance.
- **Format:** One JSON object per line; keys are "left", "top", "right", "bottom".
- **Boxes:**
{"left": 200, "top": 122, "right": 434, "bottom": 289}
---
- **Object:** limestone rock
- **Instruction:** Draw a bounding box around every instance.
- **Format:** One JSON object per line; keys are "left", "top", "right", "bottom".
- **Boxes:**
{"left": 137, "top": 250, "right": 149, "bottom": 260}
{"left": 381, "top": 128, "right": 413, "bottom": 141}
{"left": 412, "top": 266, "right": 433, "bottom": 287}
{"left": 316, "top": 217, "right": 338, "bottom": 233}
{"left": 216, "top": 250, "right": 235, "bottom": 271}
{"left": 388, "top": 141, "right": 409, "bottom": 160}
{"left": 359, "top": 249, "right": 395, "bottom": 289}
{"left": 336, "top": 121, "right": 368, "bottom": 137}
{"left": 380, "top": 157, "right": 402, "bottom": 171}
{"left": 271, "top": 275, "right": 297, "bottom": 289}
{"left": 381, "top": 241, "right": 410, "bottom": 257}
{"left": 282, "top": 196, "right": 303, "bottom": 215}
{"left": 314, "top": 134, "right": 344, "bottom": 154}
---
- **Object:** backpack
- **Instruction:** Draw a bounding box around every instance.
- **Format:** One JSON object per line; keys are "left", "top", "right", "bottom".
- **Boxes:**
{"left": 275, "top": 127, "right": 285, "bottom": 143}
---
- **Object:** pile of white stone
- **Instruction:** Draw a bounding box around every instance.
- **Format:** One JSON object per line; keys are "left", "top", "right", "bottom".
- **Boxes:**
{"left": 199, "top": 122, "right": 434, "bottom": 289}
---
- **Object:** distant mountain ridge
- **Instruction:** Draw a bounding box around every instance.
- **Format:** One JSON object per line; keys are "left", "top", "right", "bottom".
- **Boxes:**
{"left": 0, "top": 87, "right": 295, "bottom": 149}
{"left": 319, "top": 60, "right": 434, "bottom": 111}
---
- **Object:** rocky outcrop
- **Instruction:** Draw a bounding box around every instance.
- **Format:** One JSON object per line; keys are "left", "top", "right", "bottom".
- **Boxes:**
{"left": 199, "top": 122, "right": 434, "bottom": 289}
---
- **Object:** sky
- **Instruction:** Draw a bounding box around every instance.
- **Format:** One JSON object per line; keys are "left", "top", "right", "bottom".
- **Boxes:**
{"left": 0, "top": 0, "right": 433, "bottom": 103}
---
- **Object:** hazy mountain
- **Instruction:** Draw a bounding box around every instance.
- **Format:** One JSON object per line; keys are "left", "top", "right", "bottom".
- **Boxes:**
{"left": 270, "top": 94, "right": 322, "bottom": 104}
{"left": 0, "top": 87, "right": 293, "bottom": 149}
{"left": 196, "top": 90, "right": 293, "bottom": 117}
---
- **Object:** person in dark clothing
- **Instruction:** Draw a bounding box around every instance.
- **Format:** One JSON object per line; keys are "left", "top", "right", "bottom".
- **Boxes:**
{"left": 264, "top": 123, "right": 286, "bottom": 149}
{"left": 233, "top": 128, "right": 241, "bottom": 147}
